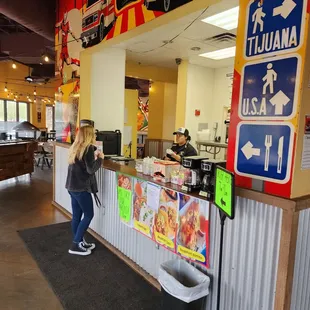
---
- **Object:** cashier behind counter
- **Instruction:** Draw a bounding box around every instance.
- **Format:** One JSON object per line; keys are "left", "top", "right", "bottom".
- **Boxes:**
{"left": 164, "top": 128, "right": 197, "bottom": 163}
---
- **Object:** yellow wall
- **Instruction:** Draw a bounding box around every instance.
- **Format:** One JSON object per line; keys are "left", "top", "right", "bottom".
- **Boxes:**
{"left": 162, "top": 83, "right": 177, "bottom": 140}
{"left": 79, "top": 58, "right": 178, "bottom": 122}
{"left": 148, "top": 81, "right": 165, "bottom": 139}
{"left": 124, "top": 89, "right": 138, "bottom": 158}
{"left": 0, "top": 61, "right": 57, "bottom": 129}
{"left": 126, "top": 61, "right": 177, "bottom": 84}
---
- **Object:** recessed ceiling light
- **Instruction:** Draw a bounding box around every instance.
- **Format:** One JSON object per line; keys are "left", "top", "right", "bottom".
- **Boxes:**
{"left": 201, "top": 7, "right": 239, "bottom": 30}
{"left": 191, "top": 46, "right": 201, "bottom": 51}
{"left": 199, "top": 46, "right": 236, "bottom": 60}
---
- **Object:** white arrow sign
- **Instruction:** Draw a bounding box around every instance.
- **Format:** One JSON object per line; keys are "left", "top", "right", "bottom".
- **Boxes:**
{"left": 270, "top": 90, "right": 290, "bottom": 115}
{"left": 273, "top": 0, "right": 297, "bottom": 19}
{"left": 241, "top": 141, "right": 261, "bottom": 160}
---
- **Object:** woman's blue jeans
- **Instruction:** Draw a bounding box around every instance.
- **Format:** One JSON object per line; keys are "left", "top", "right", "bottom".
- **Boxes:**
{"left": 68, "top": 191, "right": 94, "bottom": 243}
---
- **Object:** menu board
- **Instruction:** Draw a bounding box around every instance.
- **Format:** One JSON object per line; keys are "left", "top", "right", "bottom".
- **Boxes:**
{"left": 177, "top": 194, "right": 210, "bottom": 267}
{"left": 153, "top": 188, "right": 179, "bottom": 250}
{"left": 133, "top": 179, "right": 155, "bottom": 238}
{"left": 117, "top": 173, "right": 133, "bottom": 225}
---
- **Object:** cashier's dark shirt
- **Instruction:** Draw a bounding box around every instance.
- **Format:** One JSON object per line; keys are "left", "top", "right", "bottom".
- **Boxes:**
{"left": 167, "top": 142, "right": 197, "bottom": 161}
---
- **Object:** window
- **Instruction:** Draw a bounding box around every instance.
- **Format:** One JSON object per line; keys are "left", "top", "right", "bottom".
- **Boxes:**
{"left": 46, "top": 105, "right": 55, "bottom": 131}
{"left": 6, "top": 100, "right": 17, "bottom": 122}
{"left": 0, "top": 99, "right": 29, "bottom": 135}
{"left": 18, "top": 102, "right": 28, "bottom": 122}
{"left": 0, "top": 100, "right": 4, "bottom": 121}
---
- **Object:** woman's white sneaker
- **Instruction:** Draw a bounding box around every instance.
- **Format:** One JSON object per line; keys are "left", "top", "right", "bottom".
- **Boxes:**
{"left": 68, "top": 242, "right": 91, "bottom": 256}
{"left": 82, "top": 238, "right": 96, "bottom": 251}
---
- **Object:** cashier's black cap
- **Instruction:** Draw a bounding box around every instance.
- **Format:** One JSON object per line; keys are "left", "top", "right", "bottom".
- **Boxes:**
{"left": 173, "top": 127, "right": 189, "bottom": 137}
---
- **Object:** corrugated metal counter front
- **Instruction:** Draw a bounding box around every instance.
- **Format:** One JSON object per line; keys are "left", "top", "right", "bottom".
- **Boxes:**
{"left": 53, "top": 143, "right": 285, "bottom": 310}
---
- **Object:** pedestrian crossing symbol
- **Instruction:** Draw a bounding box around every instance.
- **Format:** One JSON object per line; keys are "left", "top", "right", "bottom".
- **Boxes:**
{"left": 245, "top": 0, "right": 306, "bottom": 58}
{"left": 239, "top": 55, "right": 300, "bottom": 120}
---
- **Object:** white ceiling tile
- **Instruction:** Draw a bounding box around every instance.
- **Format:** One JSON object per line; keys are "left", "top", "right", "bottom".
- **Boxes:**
{"left": 117, "top": 1, "right": 240, "bottom": 70}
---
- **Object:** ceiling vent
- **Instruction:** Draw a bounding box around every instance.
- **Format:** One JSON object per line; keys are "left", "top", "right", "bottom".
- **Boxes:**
{"left": 204, "top": 33, "right": 236, "bottom": 44}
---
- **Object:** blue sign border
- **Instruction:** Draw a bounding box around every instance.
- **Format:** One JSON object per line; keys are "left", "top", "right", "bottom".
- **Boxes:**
{"left": 234, "top": 121, "right": 295, "bottom": 184}
{"left": 244, "top": 0, "right": 307, "bottom": 60}
{"left": 238, "top": 54, "right": 301, "bottom": 120}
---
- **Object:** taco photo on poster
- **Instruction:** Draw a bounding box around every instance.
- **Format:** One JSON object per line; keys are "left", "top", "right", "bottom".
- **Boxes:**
{"left": 153, "top": 188, "right": 179, "bottom": 250}
{"left": 144, "top": 0, "right": 192, "bottom": 13}
{"left": 177, "top": 194, "right": 210, "bottom": 266}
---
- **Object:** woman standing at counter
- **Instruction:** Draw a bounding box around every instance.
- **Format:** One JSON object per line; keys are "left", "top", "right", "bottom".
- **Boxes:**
{"left": 165, "top": 128, "right": 197, "bottom": 162}
{"left": 65, "top": 125, "right": 104, "bottom": 256}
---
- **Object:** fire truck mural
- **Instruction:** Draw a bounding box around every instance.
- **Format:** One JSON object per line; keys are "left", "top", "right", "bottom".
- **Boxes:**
{"left": 56, "top": 0, "right": 192, "bottom": 82}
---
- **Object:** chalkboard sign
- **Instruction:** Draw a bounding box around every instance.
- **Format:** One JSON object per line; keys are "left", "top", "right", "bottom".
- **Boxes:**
{"left": 214, "top": 166, "right": 235, "bottom": 219}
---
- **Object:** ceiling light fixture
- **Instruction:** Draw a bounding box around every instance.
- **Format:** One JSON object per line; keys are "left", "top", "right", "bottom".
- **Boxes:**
{"left": 12, "top": 62, "right": 17, "bottom": 69}
{"left": 34, "top": 87, "right": 37, "bottom": 96}
{"left": 34, "top": 97, "right": 36, "bottom": 103}
{"left": 44, "top": 55, "right": 49, "bottom": 62}
{"left": 199, "top": 46, "right": 236, "bottom": 60}
{"left": 4, "top": 83, "right": 8, "bottom": 92}
{"left": 201, "top": 6, "right": 239, "bottom": 30}
{"left": 25, "top": 76, "right": 33, "bottom": 82}
{"left": 191, "top": 46, "right": 201, "bottom": 51}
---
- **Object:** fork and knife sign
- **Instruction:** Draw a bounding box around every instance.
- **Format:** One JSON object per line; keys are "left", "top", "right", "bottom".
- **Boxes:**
{"left": 264, "top": 135, "right": 284, "bottom": 174}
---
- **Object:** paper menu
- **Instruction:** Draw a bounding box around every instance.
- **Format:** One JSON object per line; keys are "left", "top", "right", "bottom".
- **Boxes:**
{"left": 133, "top": 179, "right": 154, "bottom": 237}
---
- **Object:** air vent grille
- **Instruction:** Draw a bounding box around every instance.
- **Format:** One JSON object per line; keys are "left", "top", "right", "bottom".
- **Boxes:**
{"left": 205, "top": 33, "right": 236, "bottom": 44}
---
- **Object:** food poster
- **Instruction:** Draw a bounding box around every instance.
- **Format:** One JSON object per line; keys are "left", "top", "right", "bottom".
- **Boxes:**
{"left": 137, "top": 97, "right": 149, "bottom": 132}
{"left": 177, "top": 194, "right": 210, "bottom": 267}
{"left": 117, "top": 173, "right": 133, "bottom": 226}
{"left": 153, "top": 187, "right": 179, "bottom": 251}
{"left": 133, "top": 179, "right": 155, "bottom": 238}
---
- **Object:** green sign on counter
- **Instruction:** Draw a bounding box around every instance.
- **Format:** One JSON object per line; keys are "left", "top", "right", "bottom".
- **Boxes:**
{"left": 117, "top": 186, "right": 132, "bottom": 223}
{"left": 214, "top": 166, "right": 235, "bottom": 219}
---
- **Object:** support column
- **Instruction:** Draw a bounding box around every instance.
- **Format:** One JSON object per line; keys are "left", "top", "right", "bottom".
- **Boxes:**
{"left": 79, "top": 52, "right": 92, "bottom": 120}
{"left": 90, "top": 48, "right": 126, "bottom": 131}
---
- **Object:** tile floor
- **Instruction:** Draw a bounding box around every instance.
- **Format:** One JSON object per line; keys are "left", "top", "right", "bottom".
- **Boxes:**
{"left": 0, "top": 168, "right": 67, "bottom": 310}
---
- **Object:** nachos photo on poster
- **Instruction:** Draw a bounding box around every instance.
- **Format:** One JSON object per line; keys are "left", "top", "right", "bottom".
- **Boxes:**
{"left": 177, "top": 194, "right": 210, "bottom": 266}
{"left": 153, "top": 188, "right": 179, "bottom": 250}
{"left": 133, "top": 179, "right": 155, "bottom": 237}
{"left": 118, "top": 174, "right": 132, "bottom": 190}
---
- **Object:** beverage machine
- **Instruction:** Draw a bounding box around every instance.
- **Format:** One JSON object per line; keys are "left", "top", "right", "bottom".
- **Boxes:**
{"left": 181, "top": 156, "right": 208, "bottom": 192}
{"left": 200, "top": 159, "right": 226, "bottom": 200}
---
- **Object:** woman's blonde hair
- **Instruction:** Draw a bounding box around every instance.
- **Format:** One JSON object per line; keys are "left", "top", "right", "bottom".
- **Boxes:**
{"left": 68, "top": 125, "right": 96, "bottom": 164}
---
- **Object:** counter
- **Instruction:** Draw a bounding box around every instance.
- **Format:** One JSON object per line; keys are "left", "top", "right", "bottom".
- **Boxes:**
{"left": 53, "top": 142, "right": 310, "bottom": 310}
{"left": 0, "top": 141, "right": 37, "bottom": 181}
